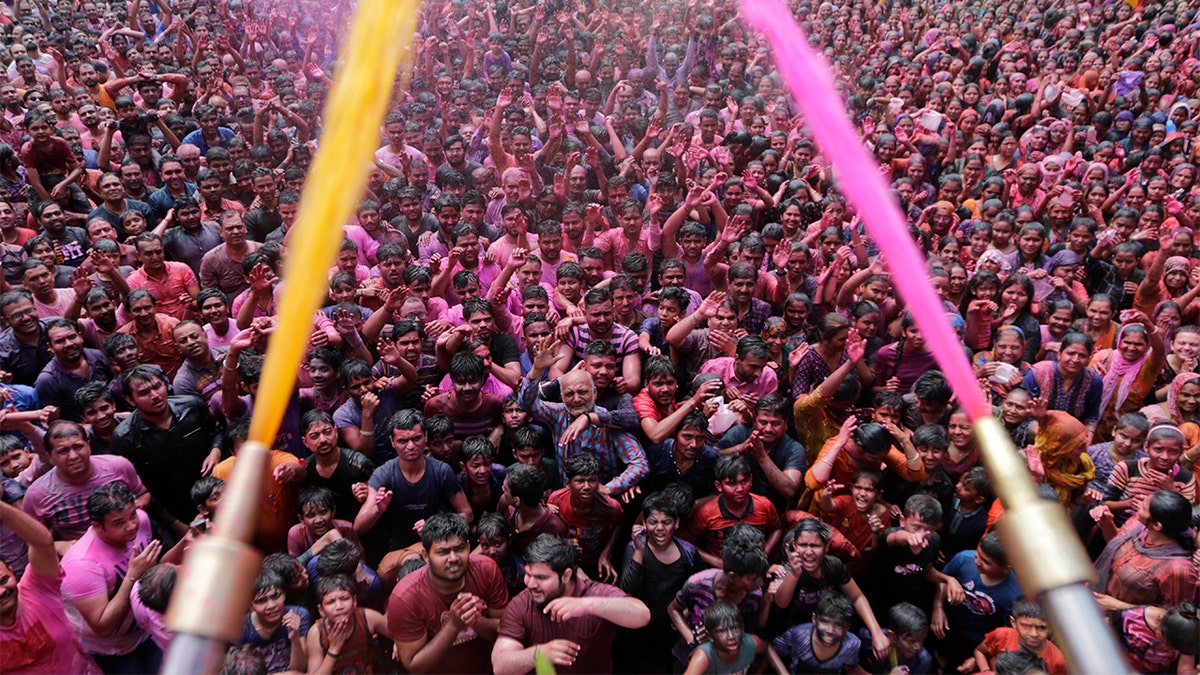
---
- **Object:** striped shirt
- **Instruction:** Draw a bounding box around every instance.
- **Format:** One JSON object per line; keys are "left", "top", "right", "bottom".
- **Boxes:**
{"left": 565, "top": 323, "right": 639, "bottom": 366}
{"left": 517, "top": 378, "right": 647, "bottom": 495}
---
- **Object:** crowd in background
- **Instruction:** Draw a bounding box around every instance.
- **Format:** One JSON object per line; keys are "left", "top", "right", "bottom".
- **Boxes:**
{"left": 0, "top": 0, "right": 1199, "bottom": 672}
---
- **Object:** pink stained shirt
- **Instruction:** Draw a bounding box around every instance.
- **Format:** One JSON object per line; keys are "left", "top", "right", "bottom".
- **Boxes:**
{"left": 60, "top": 509, "right": 153, "bottom": 655}
{"left": 0, "top": 567, "right": 102, "bottom": 674}
{"left": 699, "top": 356, "right": 779, "bottom": 399}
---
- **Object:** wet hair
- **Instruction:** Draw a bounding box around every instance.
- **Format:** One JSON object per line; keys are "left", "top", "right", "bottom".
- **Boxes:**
{"left": 137, "top": 564, "right": 177, "bottom": 614}
{"left": 1115, "top": 412, "right": 1149, "bottom": 435}
{"left": 506, "top": 463, "right": 546, "bottom": 504}
{"left": 912, "top": 423, "right": 949, "bottom": 450}
{"left": 913, "top": 371, "right": 952, "bottom": 404}
{"left": 978, "top": 529, "right": 1006, "bottom": 566}
{"left": 297, "top": 486, "right": 336, "bottom": 516}
{"left": 713, "top": 454, "right": 752, "bottom": 482}
{"left": 87, "top": 481, "right": 138, "bottom": 523}
{"left": 449, "top": 350, "right": 487, "bottom": 384}
{"left": 314, "top": 538, "right": 361, "bottom": 578}
{"left": 814, "top": 590, "right": 854, "bottom": 623}
{"left": 461, "top": 435, "right": 495, "bottom": 463}
{"left": 853, "top": 422, "right": 895, "bottom": 456}
{"left": 420, "top": 512, "right": 471, "bottom": 550}
{"left": 316, "top": 573, "right": 357, "bottom": 602}
{"left": 993, "top": 647, "right": 1047, "bottom": 675}
{"left": 721, "top": 537, "right": 769, "bottom": 577}
{"left": 702, "top": 599, "right": 744, "bottom": 636}
{"left": 253, "top": 569, "right": 286, "bottom": 599}
{"left": 1011, "top": 599, "right": 1045, "bottom": 621}
{"left": 1159, "top": 602, "right": 1199, "bottom": 656}
{"left": 960, "top": 466, "right": 994, "bottom": 502}
{"left": 888, "top": 602, "right": 929, "bottom": 637}
{"left": 524, "top": 534, "right": 579, "bottom": 575}
{"left": 221, "top": 645, "right": 266, "bottom": 675}
{"left": 784, "top": 517, "right": 831, "bottom": 549}
{"left": 1145, "top": 490, "right": 1192, "bottom": 539}
{"left": 476, "top": 512, "right": 510, "bottom": 542}
{"left": 564, "top": 452, "right": 600, "bottom": 479}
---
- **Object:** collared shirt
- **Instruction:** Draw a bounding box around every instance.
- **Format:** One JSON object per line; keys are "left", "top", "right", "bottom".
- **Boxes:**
{"left": 163, "top": 222, "right": 223, "bottom": 277}
{"left": 699, "top": 356, "right": 779, "bottom": 399}
{"left": 111, "top": 395, "right": 224, "bottom": 524}
{"left": 146, "top": 182, "right": 197, "bottom": 220}
{"left": 200, "top": 240, "right": 261, "bottom": 298}
{"left": 517, "top": 378, "right": 647, "bottom": 494}
{"left": 126, "top": 261, "right": 198, "bottom": 321}
{"left": 173, "top": 349, "right": 225, "bottom": 402}
{"left": 118, "top": 314, "right": 184, "bottom": 378}
{"left": 33, "top": 349, "right": 114, "bottom": 421}
{"left": 0, "top": 323, "right": 52, "bottom": 385}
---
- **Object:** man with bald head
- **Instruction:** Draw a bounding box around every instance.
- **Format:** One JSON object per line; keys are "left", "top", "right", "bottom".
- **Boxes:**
{"left": 176, "top": 144, "right": 202, "bottom": 182}
{"left": 519, "top": 338, "right": 647, "bottom": 497}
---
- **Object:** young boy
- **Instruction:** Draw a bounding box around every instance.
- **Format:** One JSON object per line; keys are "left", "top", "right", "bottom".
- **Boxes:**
{"left": 942, "top": 466, "right": 993, "bottom": 557}
{"left": 819, "top": 469, "right": 889, "bottom": 563}
{"left": 423, "top": 412, "right": 459, "bottom": 466}
{"left": 860, "top": 603, "right": 933, "bottom": 674}
{"left": 235, "top": 570, "right": 311, "bottom": 674}
{"left": 689, "top": 454, "right": 781, "bottom": 568}
{"left": 546, "top": 452, "right": 623, "bottom": 580}
{"left": 188, "top": 476, "right": 225, "bottom": 532}
{"left": 933, "top": 530, "right": 1020, "bottom": 669}
{"left": 509, "top": 425, "right": 560, "bottom": 490}
{"left": 683, "top": 599, "right": 788, "bottom": 675}
{"left": 286, "top": 486, "right": 359, "bottom": 565}
{"left": 870, "top": 494, "right": 963, "bottom": 616}
{"left": 457, "top": 435, "right": 506, "bottom": 517}
{"left": 888, "top": 423, "right": 956, "bottom": 524}
{"left": 475, "top": 511, "right": 526, "bottom": 599}
{"left": 972, "top": 599, "right": 1068, "bottom": 674}
{"left": 212, "top": 419, "right": 304, "bottom": 553}
{"left": 0, "top": 436, "right": 33, "bottom": 481}
{"left": 773, "top": 591, "right": 863, "bottom": 673}
{"left": 305, "top": 574, "right": 390, "bottom": 673}
{"left": 501, "top": 462, "right": 568, "bottom": 556}
{"left": 668, "top": 531, "right": 769, "bottom": 668}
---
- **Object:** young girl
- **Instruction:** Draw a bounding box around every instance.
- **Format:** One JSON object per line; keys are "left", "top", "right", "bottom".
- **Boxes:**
{"left": 1113, "top": 602, "right": 1200, "bottom": 674}
{"left": 306, "top": 574, "right": 390, "bottom": 674}
{"left": 873, "top": 312, "right": 939, "bottom": 395}
{"left": 684, "top": 600, "right": 788, "bottom": 675}
{"left": 1078, "top": 294, "right": 1119, "bottom": 351}
{"left": 959, "top": 271, "right": 1001, "bottom": 351}
{"left": 1103, "top": 426, "right": 1198, "bottom": 525}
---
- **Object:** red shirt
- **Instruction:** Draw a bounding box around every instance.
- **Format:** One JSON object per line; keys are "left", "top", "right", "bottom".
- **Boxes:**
{"left": 688, "top": 494, "right": 779, "bottom": 558}
{"left": 387, "top": 555, "right": 509, "bottom": 673}
{"left": 546, "top": 488, "right": 622, "bottom": 567}
{"left": 497, "top": 577, "right": 629, "bottom": 674}
{"left": 979, "top": 627, "right": 1068, "bottom": 675}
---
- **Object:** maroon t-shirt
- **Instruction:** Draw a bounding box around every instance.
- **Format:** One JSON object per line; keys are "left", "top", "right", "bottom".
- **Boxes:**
{"left": 387, "top": 555, "right": 509, "bottom": 673}
{"left": 497, "top": 577, "right": 628, "bottom": 674}
{"left": 20, "top": 137, "right": 76, "bottom": 175}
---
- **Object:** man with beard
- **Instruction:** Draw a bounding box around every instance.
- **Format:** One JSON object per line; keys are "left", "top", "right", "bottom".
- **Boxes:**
{"left": 162, "top": 195, "right": 221, "bottom": 277}
{"left": 87, "top": 172, "right": 155, "bottom": 236}
{"left": 199, "top": 210, "right": 260, "bottom": 298}
{"left": 299, "top": 410, "right": 374, "bottom": 523}
{"left": 491, "top": 534, "right": 650, "bottom": 674}
{"left": 78, "top": 288, "right": 119, "bottom": 350}
{"left": 551, "top": 288, "right": 642, "bottom": 392}
{"left": 111, "top": 365, "right": 223, "bottom": 539}
{"left": 146, "top": 156, "right": 195, "bottom": 220}
{"left": 34, "top": 319, "right": 114, "bottom": 421}
{"left": 522, "top": 338, "right": 647, "bottom": 497}
{"left": 390, "top": 513, "right": 509, "bottom": 673}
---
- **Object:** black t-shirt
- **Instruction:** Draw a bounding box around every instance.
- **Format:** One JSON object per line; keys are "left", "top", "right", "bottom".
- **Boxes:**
{"left": 490, "top": 333, "right": 520, "bottom": 366}
{"left": 303, "top": 449, "right": 376, "bottom": 522}
{"left": 244, "top": 207, "right": 282, "bottom": 242}
{"left": 871, "top": 527, "right": 940, "bottom": 614}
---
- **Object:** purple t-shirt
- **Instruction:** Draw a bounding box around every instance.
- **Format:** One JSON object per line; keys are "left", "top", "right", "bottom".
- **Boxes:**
{"left": 774, "top": 623, "right": 861, "bottom": 674}
{"left": 23, "top": 455, "right": 144, "bottom": 541}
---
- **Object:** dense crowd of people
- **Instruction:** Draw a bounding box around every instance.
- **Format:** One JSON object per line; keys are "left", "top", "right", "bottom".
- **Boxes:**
{"left": 0, "top": 0, "right": 1198, "bottom": 672}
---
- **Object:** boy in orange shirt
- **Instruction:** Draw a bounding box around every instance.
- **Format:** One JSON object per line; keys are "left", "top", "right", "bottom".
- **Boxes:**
{"left": 971, "top": 599, "right": 1068, "bottom": 675}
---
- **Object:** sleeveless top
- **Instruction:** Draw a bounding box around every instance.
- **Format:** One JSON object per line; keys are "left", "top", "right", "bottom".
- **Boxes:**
{"left": 698, "top": 634, "right": 756, "bottom": 674}
{"left": 318, "top": 610, "right": 384, "bottom": 674}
